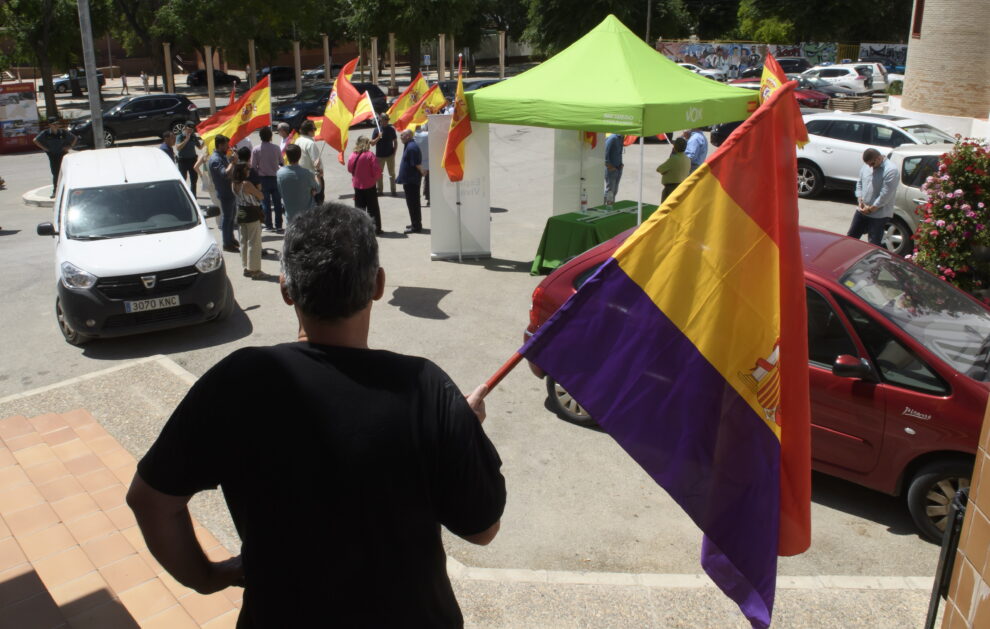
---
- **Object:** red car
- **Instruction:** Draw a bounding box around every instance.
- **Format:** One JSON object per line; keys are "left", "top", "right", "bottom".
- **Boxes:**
{"left": 729, "top": 77, "right": 830, "bottom": 109}
{"left": 525, "top": 226, "right": 990, "bottom": 542}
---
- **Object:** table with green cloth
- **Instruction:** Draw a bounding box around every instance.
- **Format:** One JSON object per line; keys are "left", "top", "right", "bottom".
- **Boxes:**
{"left": 530, "top": 200, "right": 659, "bottom": 275}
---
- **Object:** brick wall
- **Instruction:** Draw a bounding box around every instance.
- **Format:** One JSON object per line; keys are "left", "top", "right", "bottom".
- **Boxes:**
{"left": 902, "top": 0, "right": 990, "bottom": 118}
{"left": 941, "top": 403, "right": 990, "bottom": 628}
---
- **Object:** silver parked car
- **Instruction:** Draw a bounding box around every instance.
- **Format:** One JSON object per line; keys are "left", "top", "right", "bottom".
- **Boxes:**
{"left": 882, "top": 143, "right": 955, "bottom": 256}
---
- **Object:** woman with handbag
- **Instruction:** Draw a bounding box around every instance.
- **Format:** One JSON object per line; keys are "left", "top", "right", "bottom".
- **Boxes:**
{"left": 232, "top": 162, "right": 265, "bottom": 278}
{"left": 347, "top": 136, "right": 384, "bottom": 235}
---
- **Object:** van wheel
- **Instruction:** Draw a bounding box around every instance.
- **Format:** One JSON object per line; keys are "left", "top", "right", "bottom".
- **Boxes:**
{"left": 545, "top": 377, "right": 598, "bottom": 428}
{"left": 56, "top": 298, "right": 91, "bottom": 346}
{"left": 797, "top": 162, "right": 824, "bottom": 198}
{"left": 883, "top": 217, "right": 914, "bottom": 257}
{"left": 214, "top": 280, "right": 235, "bottom": 321}
{"left": 907, "top": 460, "right": 971, "bottom": 543}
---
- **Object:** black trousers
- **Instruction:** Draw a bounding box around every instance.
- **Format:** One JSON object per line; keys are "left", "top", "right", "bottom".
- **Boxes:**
{"left": 403, "top": 180, "right": 422, "bottom": 229}
{"left": 353, "top": 187, "right": 382, "bottom": 232}
{"left": 47, "top": 152, "right": 65, "bottom": 190}
{"left": 847, "top": 210, "right": 888, "bottom": 246}
{"left": 315, "top": 175, "right": 325, "bottom": 205}
{"left": 177, "top": 157, "right": 199, "bottom": 195}
{"left": 661, "top": 182, "right": 681, "bottom": 203}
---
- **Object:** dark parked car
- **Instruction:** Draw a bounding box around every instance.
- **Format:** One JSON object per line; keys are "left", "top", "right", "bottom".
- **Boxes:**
{"left": 54, "top": 69, "right": 106, "bottom": 93}
{"left": 271, "top": 83, "right": 388, "bottom": 130}
{"left": 257, "top": 66, "right": 297, "bottom": 84}
{"left": 70, "top": 94, "right": 200, "bottom": 147}
{"left": 739, "top": 57, "right": 811, "bottom": 79}
{"left": 710, "top": 120, "right": 744, "bottom": 147}
{"left": 438, "top": 78, "right": 504, "bottom": 100}
{"left": 186, "top": 69, "right": 240, "bottom": 87}
{"left": 525, "top": 226, "right": 990, "bottom": 542}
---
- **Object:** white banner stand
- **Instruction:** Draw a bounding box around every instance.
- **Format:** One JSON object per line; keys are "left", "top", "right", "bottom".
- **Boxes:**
{"left": 551, "top": 130, "right": 604, "bottom": 215}
{"left": 428, "top": 114, "right": 491, "bottom": 261}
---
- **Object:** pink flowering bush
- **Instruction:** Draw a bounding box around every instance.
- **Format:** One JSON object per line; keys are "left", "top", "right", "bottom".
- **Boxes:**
{"left": 911, "top": 139, "right": 990, "bottom": 295}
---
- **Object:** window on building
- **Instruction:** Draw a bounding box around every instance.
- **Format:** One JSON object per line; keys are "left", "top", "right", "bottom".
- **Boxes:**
{"left": 912, "top": 0, "right": 925, "bottom": 38}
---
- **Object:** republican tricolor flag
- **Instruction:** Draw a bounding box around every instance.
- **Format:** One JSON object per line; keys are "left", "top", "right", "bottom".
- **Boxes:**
{"left": 520, "top": 83, "right": 812, "bottom": 629}
{"left": 441, "top": 56, "right": 472, "bottom": 182}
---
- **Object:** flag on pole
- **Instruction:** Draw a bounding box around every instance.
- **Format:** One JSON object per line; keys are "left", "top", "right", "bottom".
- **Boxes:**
{"left": 394, "top": 83, "right": 446, "bottom": 132}
{"left": 197, "top": 76, "right": 271, "bottom": 153}
{"left": 583, "top": 131, "right": 598, "bottom": 149}
{"left": 759, "top": 53, "right": 788, "bottom": 104}
{"left": 386, "top": 72, "right": 429, "bottom": 121}
{"left": 520, "top": 83, "right": 812, "bottom": 629}
{"left": 313, "top": 58, "right": 374, "bottom": 163}
{"left": 441, "top": 56, "right": 472, "bottom": 182}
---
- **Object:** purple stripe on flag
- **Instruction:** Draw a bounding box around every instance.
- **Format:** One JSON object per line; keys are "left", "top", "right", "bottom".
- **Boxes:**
{"left": 522, "top": 258, "right": 780, "bottom": 628}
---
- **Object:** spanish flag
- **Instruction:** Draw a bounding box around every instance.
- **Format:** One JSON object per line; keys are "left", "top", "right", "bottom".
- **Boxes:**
{"left": 582, "top": 131, "right": 597, "bottom": 149}
{"left": 315, "top": 59, "right": 374, "bottom": 163}
{"left": 441, "top": 57, "right": 471, "bottom": 182}
{"left": 197, "top": 76, "right": 270, "bottom": 153}
{"left": 387, "top": 72, "right": 428, "bottom": 122}
{"left": 759, "top": 53, "right": 787, "bottom": 104}
{"left": 394, "top": 84, "right": 446, "bottom": 132}
{"left": 521, "top": 83, "right": 811, "bottom": 629}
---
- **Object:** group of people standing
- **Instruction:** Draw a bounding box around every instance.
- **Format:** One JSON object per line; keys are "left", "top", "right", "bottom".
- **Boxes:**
{"left": 602, "top": 128, "right": 709, "bottom": 207}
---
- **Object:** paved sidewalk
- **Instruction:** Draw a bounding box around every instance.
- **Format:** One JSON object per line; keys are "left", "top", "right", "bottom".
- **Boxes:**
{"left": 0, "top": 408, "right": 241, "bottom": 628}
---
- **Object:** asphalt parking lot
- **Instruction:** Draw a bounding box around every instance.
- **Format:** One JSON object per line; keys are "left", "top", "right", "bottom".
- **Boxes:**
{"left": 0, "top": 125, "right": 940, "bottom": 626}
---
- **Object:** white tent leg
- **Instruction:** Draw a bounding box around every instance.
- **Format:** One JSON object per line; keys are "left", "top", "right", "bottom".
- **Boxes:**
{"left": 638, "top": 135, "right": 645, "bottom": 224}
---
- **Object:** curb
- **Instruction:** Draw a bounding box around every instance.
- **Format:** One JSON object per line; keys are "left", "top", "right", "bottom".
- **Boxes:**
{"left": 22, "top": 185, "right": 53, "bottom": 208}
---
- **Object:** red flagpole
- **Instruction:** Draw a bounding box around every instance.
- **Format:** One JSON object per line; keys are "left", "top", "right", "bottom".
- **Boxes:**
{"left": 486, "top": 352, "right": 523, "bottom": 391}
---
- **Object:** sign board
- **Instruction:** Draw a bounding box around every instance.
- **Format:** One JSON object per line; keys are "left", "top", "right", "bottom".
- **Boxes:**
{"left": 552, "top": 129, "right": 605, "bottom": 215}
{"left": 426, "top": 114, "right": 491, "bottom": 260}
{"left": 424, "top": 54, "right": 432, "bottom": 66}
{"left": 0, "top": 83, "right": 41, "bottom": 153}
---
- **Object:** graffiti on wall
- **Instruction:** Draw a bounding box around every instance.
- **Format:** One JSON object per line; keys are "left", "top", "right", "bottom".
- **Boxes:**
{"left": 658, "top": 41, "right": 839, "bottom": 76}
{"left": 858, "top": 43, "right": 907, "bottom": 70}
{"left": 768, "top": 43, "right": 837, "bottom": 65}
{"left": 657, "top": 42, "right": 765, "bottom": 79}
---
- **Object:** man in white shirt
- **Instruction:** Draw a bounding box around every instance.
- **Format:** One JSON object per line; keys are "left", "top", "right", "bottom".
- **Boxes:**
{"left": 295, "top": 119, "right": 324, "bottom": 204}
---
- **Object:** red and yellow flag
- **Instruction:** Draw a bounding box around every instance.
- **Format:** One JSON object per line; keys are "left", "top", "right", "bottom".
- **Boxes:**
{"left": 197, "top": 76, "right": 270, "bottom": 153}
{"left": 441, "top": 57, "right": 472, "bottom": 182}
{"left": 386, "top": 72, "right": 428, "bottom": 121}
{"left": 583, "top": 131, "right": 598, "bottom": 149}
{"left": 281, "top": 129, "right": 299, "bottom": 156}
{"left": 394, "top": 84, "right": 446, "bottom": 132}
{"left": 759, "top": 53, "right": 787, "bottom": 104}
{"left": 315, "top": 60, "right": 375, "bottom": 163}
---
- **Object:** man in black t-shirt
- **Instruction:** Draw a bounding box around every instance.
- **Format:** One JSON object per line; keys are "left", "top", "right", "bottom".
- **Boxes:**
{"left": 370, "top": 113, "right": 398, "bottom": 196}
{"left": 127, "top": 203, "right": 505, "bottom": 628}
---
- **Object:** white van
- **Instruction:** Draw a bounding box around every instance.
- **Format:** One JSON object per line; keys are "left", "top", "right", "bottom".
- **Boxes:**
{"left": 37, "top": 147, "right": 233, "bottom": 345}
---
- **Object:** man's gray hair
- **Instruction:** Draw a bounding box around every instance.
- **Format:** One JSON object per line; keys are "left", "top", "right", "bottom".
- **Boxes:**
{"left": 281, "top": 204, "right": 379, "bottom": 320}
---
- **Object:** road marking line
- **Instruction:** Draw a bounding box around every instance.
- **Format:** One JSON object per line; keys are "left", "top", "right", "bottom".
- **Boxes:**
{"left": 446, "top": 558, "right": 932, "bottom": 590}
{"left": 0, "top": 354, "right": 165, "bottom": 404}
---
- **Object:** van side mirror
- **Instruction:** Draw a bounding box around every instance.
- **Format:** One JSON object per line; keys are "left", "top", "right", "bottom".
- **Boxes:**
{"left": 832, "top": 354, "right": 875, "bottom": 380}
{"left": 203, "top": 205, "right": 220, "bottom": 218}
{"left": 37, "top": 222, "right": 56, "bottom": 236}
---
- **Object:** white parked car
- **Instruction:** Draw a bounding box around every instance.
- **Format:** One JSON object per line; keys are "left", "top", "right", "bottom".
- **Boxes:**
{"left": 882, "top": 143, "right": 956, "bottom": 256}
{"left": 677, "top": 63, "right": 726, "bottom": 82}
{"left": 796, "top": 112, "right": 956, "bottom": 199}
{"left": 801, "top": 65, "right": 871, "bottom": 93}
{"left": 36, "top": 147, "right": 233, "bottom": 345}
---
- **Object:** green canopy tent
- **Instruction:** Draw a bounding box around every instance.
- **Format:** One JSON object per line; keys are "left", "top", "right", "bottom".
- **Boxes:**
{"left": 465, "top": 14, "right": 758, "bottom": 220}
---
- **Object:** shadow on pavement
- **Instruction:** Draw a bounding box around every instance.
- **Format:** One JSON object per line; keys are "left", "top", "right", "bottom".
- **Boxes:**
{"left": 452, "top": 257, "right": 532, "bottom": 273}
{"left": 388, "top": 287, "right": 450, "bottom": 320}
{"left": 810, "top": 471, "right": 926, "bottom": 540}
{"left": 0, "top": 229, "right": 21, "bottom": 236}
{"left": 79, "top": 300, "right": 254, "bottom": 360}
{"left": 490, "top": 206, "right": 509, "bottom": 213}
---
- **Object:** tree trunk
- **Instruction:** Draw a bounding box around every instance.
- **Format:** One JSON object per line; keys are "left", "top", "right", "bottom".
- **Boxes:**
{"left": 407, "top": 39, "right": 421, "bottom": 83}
{"left": 36, "top": 49, "right": 58, "bottom": 119}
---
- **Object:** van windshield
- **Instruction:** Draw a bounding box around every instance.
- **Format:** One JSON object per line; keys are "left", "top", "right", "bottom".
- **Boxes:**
{"left": 65, "top": 180, "right": 199, "bottom": 239}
